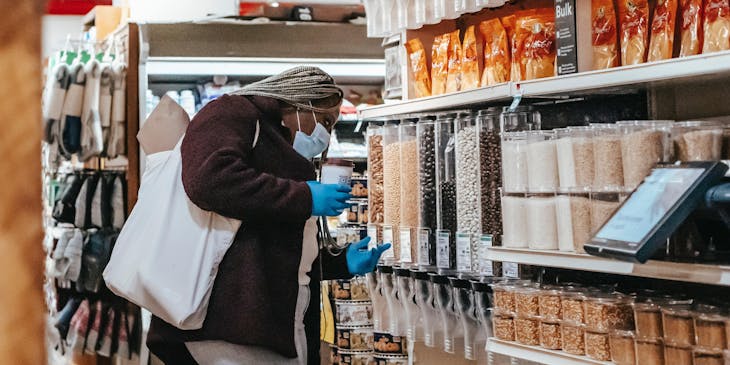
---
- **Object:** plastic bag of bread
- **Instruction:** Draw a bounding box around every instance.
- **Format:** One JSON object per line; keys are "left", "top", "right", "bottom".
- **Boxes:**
{"left": 592, "top": 0, "right": 620, "bottom": 69}
{"left": 702, "top": 0, "right": 730, "bottom": 53}
{"left": 431, "top": 34, "right": 449, "bottom": 95}
{"left": 480, "top": 18, "right": 510, "bottom": 86}
{"left": 648, "top": 0, "right": 679, "bottom": 61}
{"left": 618, "top": 0, "right": 650, "bottom": 65}
{"left": 679, "top": 0, "right": 703, "bottom": 56}
{"left": 445, "top": 30, "right": 462, "bottom": 94}
{"left": 405, "top": 38, "right": 432, "bottom": 98}
{"left": 461, "top": 25, "right": 480, "bottom": 91}
{"left": 518, "top": 9, "right": 556, "bottom": 80}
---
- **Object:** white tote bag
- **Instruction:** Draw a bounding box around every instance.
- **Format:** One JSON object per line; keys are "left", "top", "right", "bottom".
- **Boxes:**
{"left": 103, "top": 128, "right": 257, "bottom": 330}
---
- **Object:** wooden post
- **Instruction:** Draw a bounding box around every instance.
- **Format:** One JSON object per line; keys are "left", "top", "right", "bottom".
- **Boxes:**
{"left": 0, "top": 1, "right": 46, "bottom": 364}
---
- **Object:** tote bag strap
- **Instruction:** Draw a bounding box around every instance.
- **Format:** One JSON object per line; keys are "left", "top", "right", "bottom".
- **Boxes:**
{"left": 252, "top": 120, "right": 260, "bottom": 148}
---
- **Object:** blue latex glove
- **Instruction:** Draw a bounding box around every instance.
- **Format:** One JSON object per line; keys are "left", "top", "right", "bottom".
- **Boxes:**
{"left": 306, "top": 181, "right": 352, "bottom": 217}
{"left": 346, "top": 237, "right": 392, "bottom": 276}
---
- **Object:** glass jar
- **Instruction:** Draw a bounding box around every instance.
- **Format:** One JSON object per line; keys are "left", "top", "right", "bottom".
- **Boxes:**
{"left": 455, "top": 112, "right": 481, "bottom": 273}
{"left": 501, "top": 193, "right": 528, "bottom": 248}
{"left": 555, "top": 189, "right": 592, "bottom": 253}
{"left": 526, "top": 194, "right": 559, "bottom": 250}
{"left": 609, "top": 330, "right": 637, "bottom": 365}
{"left": 538, "top": 287, "right": 562, "bottom": 320}
{"left": 367, "top": 125, "right": 385, "bottom": 228}
{"left": 515, "top": 315, "right": 540, "bottom": 345}
{"left": 693, "top": 305, "right": 727, "bottom": 351}
{"left": 561, "top": 321, "right": 586, "bottom": 355}
{"left": 556, "top": 126, "right": 595, "bottom": 190}
{"left": 526, "top": 130, "right": 559, "bottom": 192}
{"left": 585, "top": 330, "right": 611, "bottom": 361}
{"left": 619, "top": 120, "right": 673, "bottom": 190}
{"left": 592, "top": 123, "right": 624, "bottom": 191}
{"left": 399, "top": 120, "right": 419, "bottom": 266}
{"left": 539, "top": 319, "right": 562, "bottom": 350}
{"left": 502, "top": 131, "right": 528, "bottom": 193}
{"left": 662, "top": 304, "right": 696, "bottom": 347}
{"left": 500, "top": 105, "right": 542, "bottom": 132}
{"left": 477, "top": 108, "right": 503, "bottom": 245}
{"left": 584, "top": 294, "right": 635, "bottom": 332}
{"left": 636, "top": 338, "right": 665, "bottom": 365}
{"left": 417, "top": 118, "right": 437, "bottom": 268}
{"left": 590, "top": 191, "right": 622, "bottom": 234}
{"left": 435, "top": 115, "right": 457, "bottom": 271}
{"left": 665, "top": 344, "right": 694, "bottom": 365}
{"left": 673, "top": 121, "right": 724, "bottom": 162}
{"left": 382, "top": 121, "right": 401, "bottom": 263}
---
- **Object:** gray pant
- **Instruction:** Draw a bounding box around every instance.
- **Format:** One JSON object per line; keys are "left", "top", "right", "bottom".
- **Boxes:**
{"left": 185, "top": 285, "right": 310, "bottom": 365}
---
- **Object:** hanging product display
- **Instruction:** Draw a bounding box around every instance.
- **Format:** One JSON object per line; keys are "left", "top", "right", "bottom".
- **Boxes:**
{"left": 592, "top": 0, "right": 620, "bottom": 70}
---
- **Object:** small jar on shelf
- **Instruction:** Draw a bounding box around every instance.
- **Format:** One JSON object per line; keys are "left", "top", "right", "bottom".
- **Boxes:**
{"left": 515, "top": 315, "right": 540, "bottom": 346}
{"left": 609, "top": 330, "right": 637, "bottom": 365}
{"left": 492, "top": 309, "right": 516, "bottom": 341}
{"left": 673, "top": 121, "right": 724, "bottom": 162}
{"left": 539, "top": 319, "right": 562, "bottom": 350}
{"left": 584, "top": 293, "right": 635, "bottom": 332}
{"left": 561, "top": 321, "right": 586, "bottom": 356}
{"left": 635, "top": 337, "right": 665, "bottom": 365}
{"left": 555, "top": 188, "right": 592, "bottom": 253}
{"left": 592, "top": 123, "right": 624, "bottom": 191}
{"left": 662, "top": 303, "right": 696, "bottom": 347}
{"left": 525, "top": 130, "right": 559, "bottom": 193}
{"left": 584, "top": 329, "right": 611, "bottom": 361}
{"left": 619, "top": 120, "right": 673, "bottom": 190}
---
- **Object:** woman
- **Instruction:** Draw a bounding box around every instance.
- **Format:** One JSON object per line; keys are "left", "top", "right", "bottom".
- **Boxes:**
{"left": 146, "top": 67, "right": 390, "bottom": 365}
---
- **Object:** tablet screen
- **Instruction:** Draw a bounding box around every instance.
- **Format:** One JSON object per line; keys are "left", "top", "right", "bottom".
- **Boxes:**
{"left": 595, "top": 168, "right": 705, "bottom": 244}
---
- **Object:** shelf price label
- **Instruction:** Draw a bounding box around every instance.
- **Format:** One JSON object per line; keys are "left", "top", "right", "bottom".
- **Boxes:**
{"left": 367, "top": 224, "right": 378, "bottom": 250}
{"left": 400, "top": 227, "right": 412, "bottom": 264}
{"left": 381, "top": 225, "right": 394, "bottom": 261}
{"left": 456, "top": 232, "right": 472, "bottom": 273}
{"left": 503, "top": 262, "right": 519, "bottom": 278}
{"left": 436, "top": 230, "right": 451, "bottom": 269}
{"left": 480, "top": 235, "right": 494, "bottom": 277}
{"left": 418, "top": 228, "right": 431, "bottom": 266}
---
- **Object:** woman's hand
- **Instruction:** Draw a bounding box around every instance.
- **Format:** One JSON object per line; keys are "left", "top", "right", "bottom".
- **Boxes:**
{"left": 346, "top": 237, "right": 392, "bottom": 276}
{"left": 306, "top": 181, "right": 351, "bottom": 217}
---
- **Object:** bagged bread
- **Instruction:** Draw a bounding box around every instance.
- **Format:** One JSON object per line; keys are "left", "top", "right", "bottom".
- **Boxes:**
{"left": 503, "top": 14, "right": 527, "bottom": 82}
{"left": 592, "top": 0, "right": 620, "bottom": 69}
{"left": 648, "top": 0, "right": 679, "bottom": 61}
{"left": 480, "top": 18, "right": 510, "bottom": 86}
{"left": 702, "top": 0, "right": 730, "bottom": 53}
{"left": 405, "top": 38, "right": 432, "bottom": 98}
{"left": 518, "top": 9, "right": 557, "bottom": 80}
{"left": 678, "top": 0, "right": 703, "bottom": 57}
{"left": 431, "top": 34, "right": 449, "bottom": 96}
{"left": 445, "top": 30, "right": 463, "bottom": 94}
{"left": 618, "top": 0, "right": 650, "bottom": 65}
{"left": 461, "top": 26, "right": 480, "bottom": 90}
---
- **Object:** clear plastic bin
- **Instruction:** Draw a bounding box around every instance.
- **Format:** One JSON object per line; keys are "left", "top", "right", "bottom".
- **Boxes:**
{"left": 693, "top": 305, "right": 727, "bottom": 351}
{"left": 367, "top": 125, "right": 385, "bottom": 225}
{"left": 619, "top": 120, "right": 673, "bottom": 190}
{"left": 501, "top": 193, "right": 528, "bottom": 248}
{"left": 382, "top": 121, "right": 401, "bottom": 263}
{"left": 665, "top": 344, "right": 694, "bottom": 365}
{"left": 538, "top": 287, "right": 562, "bottom": 320}
{"left": 584, "top": 294, "right": 635, "bottom": 332}
{"left": 633, "top": 300, "right": 665, "bottom": 340}
{"left": 435, "top": 115, "right": 457, "bottom": 271}
{"left": 502, "top": 131, "right": 529, "bottom": 193}
{"left": 515, "top": 315, "right": 540, "bottom": 346}
{"left": 556, "top": 126, "right": 594, "bottom": 190}
{"left": 455, "top": 112, "right": 481, "bottom": 272}
{"left": 492, "top": 310, "right": 515, "bottom": 341}
{"left": 477, "top": 108, "right": 503, "bottom": 245}
{"left": 417, "top": 118, "right": 438, "bottom": 267}
{"left": 500, "top": 106, "right": 541, "bottom": 133}
{"left": 561, "top": 290, "right": 586, "bottom": 323}
{"left": 539, "top": 319, "right": 562, "bottom": 350}
{"left": 526, "top": 130, "right": 559, "bottom": 192}
{"left": 662, "top": 304, "right": 696, "bottom": 347}
{"left": 592, "top": 123, "right": 624, "bottom": 191}
{"left": 636, "top": 338, "right": 665, "bottom": 365}
{"left": 526, "top": 194, "right": 559, "bottom": 250}
{"left": 514, "top": 286, "right": 540, "bottom": 317}
{"left": 555, "top": 189, "right": 592, "bottom": 253}
{"left": 399, "top": 120, "right": 419, "bottom": 266}
{"left": 610, "top": 330, "right": 637, "bottom": 365}
{"left": 585, "top": 330, "right": 611, "bottom": 361}
{"left": 590, "top": 191, "right": 622, "bottom": 234}
{"left": 673, "top": 121, "right": 724, "bottom": 162}
{"left": 693, "top": 348, "right": 725, "bottom": 365}
{"left": 561, "top": 321, "right": 586, "bottom": 355}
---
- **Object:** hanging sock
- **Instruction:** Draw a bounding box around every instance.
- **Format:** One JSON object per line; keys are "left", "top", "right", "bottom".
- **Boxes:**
{"left": 43, "top": 63, "right": 70, "bottom": 143}
{"left": 63, "top": 229, "right": 84, "bottom": 282}
{"left": 79, "top": 60, "right": 104, "bottom": 162}
{"left": 60, "top": 63, "right": 86, "bottom": 159}
{"left": 99, "top": 64, "right": 113, "bottom": 154}
{"left": 107, "top": 63, "right": 127, "bottom": 159}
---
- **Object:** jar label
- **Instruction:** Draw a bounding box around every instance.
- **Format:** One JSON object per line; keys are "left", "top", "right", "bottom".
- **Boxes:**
{"left": 436, "top": 230, "right": 451, "bottom": 269}
{"left": 418, "top": 228, "right": 430, "bottom": 266}
{"left": 503, "top": 262, "right": 519, "bottom": 278}
{"left": 456, "top": 232, "right": 472, "bottom": 273}
{"left": 400, "top": 227, "right": 412, "bottom": 264}
{"left": 382, "top": 225, "right": 394, "bottom": 260}
{"left": 480, "top": 235, "right": 494, "bottom": 276}
{"left": 367, "top": 224, "right": 378, "bottom": 250}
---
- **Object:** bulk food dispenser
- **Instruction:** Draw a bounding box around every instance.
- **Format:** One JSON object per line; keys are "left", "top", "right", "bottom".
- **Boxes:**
{"left": 412, "top": 269, "right": 442, "bottom": 348}
{"left": 451, "top": 277, "right": 482, "bottom": 360}
{"left": 430, "top": 273, "right": 463, "bottom": 354}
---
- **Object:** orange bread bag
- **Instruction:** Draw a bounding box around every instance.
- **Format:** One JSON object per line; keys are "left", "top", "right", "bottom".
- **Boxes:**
{"left": 648, "top": 0, "right": 679, "bottom": 61}
{"left": 618, "top": 0, "right": 650, "bottom": 65}
{"left": 461, "top": 25, "right": 480, "bottom": 91}
{"left": 592, "top": 0, "right": 620, "bottom": 69}
{"left": 679, "top": 0, "right": 703, "bottom": 56}
{"left": 480, "top": 18, "right": 510, "bottom": 86}
{"left": 518, "top": 9, "right": 557, "bottom": 80}
{"left": 503, "top": 14, "right": 527, "bottom": 82}
{"left": 702, "top": 0, "right": 730, "bottom": 53}
{"left": 445, "top": 30, "right": 463, "bottom": 93}
{"left": 431, "top": 34, "right": 449, "bottom": 95}
{"left": 405, "top": 38, "right": 432, "bottom": 98}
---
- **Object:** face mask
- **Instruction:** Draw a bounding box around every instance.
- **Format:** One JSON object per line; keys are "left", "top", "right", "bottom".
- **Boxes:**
{"left": 292, "top": 107, "right": 331, "bottom": 159}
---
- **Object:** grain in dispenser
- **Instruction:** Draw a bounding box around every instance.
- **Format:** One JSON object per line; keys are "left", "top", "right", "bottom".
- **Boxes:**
{"left": 455, "top": 111, "right": 481, "bottom": 273}
{"left": 435, "top": 115, "right": 457, "bottom": 272}
{"left": 399, "top": 119, "right": 419, "bottom": 266}
{"left": 477, "top": 108, "right": 503, "bottom": 246}
{"left": 417, "top": 117, "right": 438, "bottom": 267}
{"left": 382, "top": 121, "right": 401, "bottom": 263}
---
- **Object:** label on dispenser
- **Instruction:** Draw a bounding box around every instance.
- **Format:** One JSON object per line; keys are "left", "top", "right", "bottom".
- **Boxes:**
{"left": 418, "top": 228, "right": 430, "bottom": 266}
{"left": 503, "top": 262, "right": 519, "bottom": 278}
{"left": 480, "top": 235, "right": 494, "bottom": 276}
{"left": 367, "top": 224, "right": 378, "bottom": 250}
{"left": 436, "top": 230, "right": 451, "bottom": 269}
{"left": 400, "top": 227, "right": 412, "bottom": 264}
{"left": 456, "top": 232, "right": 472, "bottom": 272}
{"left": 382, "top": 225, "right": 394, "bottom": 260}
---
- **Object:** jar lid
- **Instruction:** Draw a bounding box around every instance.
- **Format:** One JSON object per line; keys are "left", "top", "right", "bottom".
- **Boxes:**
{"left": 324, "top": 158, "right": 355, "bottom": 167}
{"left": 336, "top": 300, "right": 373, "bottom": 305}
{"left": 632, "top": 301, "right": 663, "bottom": 312}
{"left": 513, "top": 286, "right": 541, "bottom": 295}
{"left": 585, "top": 293, "right": 632, "bottom": 305}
